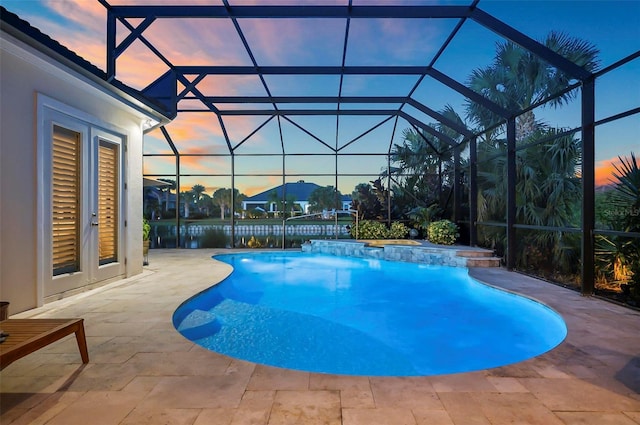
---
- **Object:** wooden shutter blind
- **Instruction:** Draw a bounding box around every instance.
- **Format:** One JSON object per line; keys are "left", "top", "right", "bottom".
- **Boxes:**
{"left": 98, "top": 141, "right": 118, "bottom": 265}
{"left": 52, "top": 125, "right": 80, "bottom": 275}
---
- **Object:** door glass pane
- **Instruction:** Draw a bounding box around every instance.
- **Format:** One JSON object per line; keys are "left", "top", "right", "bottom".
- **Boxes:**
{"left": 52, "top": 125, "right": 80, "bottom": 275}
{"left": 98, "top": 140, "right": 119, "bottom": 265}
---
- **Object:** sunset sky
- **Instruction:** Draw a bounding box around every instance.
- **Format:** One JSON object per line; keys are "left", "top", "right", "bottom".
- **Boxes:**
{"left": 3, "top": 0, "right": 639, "bottom": 194}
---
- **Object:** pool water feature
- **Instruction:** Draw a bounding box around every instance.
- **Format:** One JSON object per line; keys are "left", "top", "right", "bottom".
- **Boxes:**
{"left": 173, "top": 252, "right": 567, "bottom": 376}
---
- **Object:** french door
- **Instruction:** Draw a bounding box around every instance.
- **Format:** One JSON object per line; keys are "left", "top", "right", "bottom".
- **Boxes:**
{"left": 42, "top": 111, "right": 125, "bottom": 297}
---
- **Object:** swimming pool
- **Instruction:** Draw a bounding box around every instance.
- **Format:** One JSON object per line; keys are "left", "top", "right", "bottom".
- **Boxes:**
{"left": 173, "top": 252, "right": 567, "bottom": 376}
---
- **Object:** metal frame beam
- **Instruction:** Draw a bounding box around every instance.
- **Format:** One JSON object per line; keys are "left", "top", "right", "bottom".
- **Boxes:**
{"left": 109, "top": 2, "right": 615, "bottom": 294}
{"left": 108, "top": 5, "right": 473, "bottom": 19}
{"left": 506, "top": 118, "right": 517, "bottom": 270}
{"left": 581, "top": 79, "right": 596, "bottom": 295}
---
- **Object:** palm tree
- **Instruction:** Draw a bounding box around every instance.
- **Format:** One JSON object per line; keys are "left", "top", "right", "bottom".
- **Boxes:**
{"left": 391, "top": 105, "right": 466, "bottom": 214}
{"left": 475, "top": 127, "right": 583, "bottom": 273}
{"left": 213, "top": 188, "right": 232, "bottom": 220}
{"left": 181, "top": 190, "right": 194, "bottom": 218}
{"left": 158, "top": 178, "right": 176, "bottom": 212}
{"left": 351, "top": 182, "right": 383, "bottom": 220}
{"left": 610, "top": 152, "right": 640, "bottom": 232}
{"left": 191, "top": 184, "right": 206, "bottom": 208}
{"left": 595, "top": 153, "right": 640, "bottom": 293}
{"left": 466, "top": 31, "right": 600, "bottom": 141}
{"left": 211, "top": 188, "right": 245, "bottom": 220}
{"left": 308, "top": 186, "right": 343, "bottom": 213}
{"left": 468, "top": 32, "right": 599, "bottom": 275}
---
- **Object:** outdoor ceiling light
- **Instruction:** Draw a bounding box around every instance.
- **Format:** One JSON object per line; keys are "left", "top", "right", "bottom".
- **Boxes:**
{"left": 142, "top": 118, "right": 159, "bottom": 130}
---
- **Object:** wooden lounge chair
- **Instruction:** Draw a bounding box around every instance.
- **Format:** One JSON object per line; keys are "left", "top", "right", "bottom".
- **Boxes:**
{"left": 0, "top": 318, "right": 89, "bottom": 370}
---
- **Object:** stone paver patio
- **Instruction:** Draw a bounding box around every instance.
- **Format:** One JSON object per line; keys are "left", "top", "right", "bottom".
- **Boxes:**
{"left": 1, "top": 249, "right": 639, "bottom": 425}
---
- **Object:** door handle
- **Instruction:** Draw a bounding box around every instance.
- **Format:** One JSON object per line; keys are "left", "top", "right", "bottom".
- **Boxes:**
{"left": 91, "top": 221, "right": 99, "bottom": 226}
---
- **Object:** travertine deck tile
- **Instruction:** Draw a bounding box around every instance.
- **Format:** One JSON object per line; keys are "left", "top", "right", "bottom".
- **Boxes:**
{"left": 370, "top": 377, "right": 441, "bottom": 409}
{"left": 119, "top": 407, "right": 200, "bottom": 425}
{"left": 437, "top": 392, "right": 491, "bottom": 425}
{"left": 342, "top": 407, "right": 417, "bottom": 425}
{"left": 473, "top": 392, "right": 564, "bottom": 425}
{"left": 138, "top": 375, "right": 247, "bottom": 409}
{"left": 340, "top": 389, "right": 375, "bottom": 408}
{"left": 555, "top": 411, "right": 639, "bottom": 425}
{"left": 268, "top": 390, "right": 341, "bottom": 425}
{"left": 411, "top": 408, "right": 454, "bottom": 425}
{"left": 44, "top": 391, "right": 144, "bottom": 425}
{"left": 520, "top": 377, "right": 640, "bottom": 411}
{"left": 428, "top": 371, "right": 497, "bottom": 392}
{"left": 1, "top": 249, "right": 638, "bottom": 425}
{"left": 193, "top": 408, "right": 236, "bottom": 425}
{"left": 247, "top": 365, "right": 310, "bottom": 391}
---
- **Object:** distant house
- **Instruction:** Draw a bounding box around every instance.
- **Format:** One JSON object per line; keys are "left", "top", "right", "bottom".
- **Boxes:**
{"left": 242, "top": 181, "right": 351, "bottom": 214}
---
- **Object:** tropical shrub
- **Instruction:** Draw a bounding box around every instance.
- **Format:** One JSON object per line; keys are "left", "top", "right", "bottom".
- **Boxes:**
{"left": 427, "top": 220, "right": 459, "bottom": 245}
{"left": 143, "top": 218, "right": 151, "bottom": 241}
{"left": 388, "top": 222, "right": 409, "bottom": 239}
{"left": 351, "top": 220, "right": 388, "bottom": 239}
{"left": 247, "top": 236, "right": 262, "bottom": 248}
{"left": 594, "top": 153, "right": 640, "bottom": 301}
{"left": 349, "top": 220, "right": 409, "bottom": 239}
{"left": 408, "top": 204, "right": 441, "bottom": 236}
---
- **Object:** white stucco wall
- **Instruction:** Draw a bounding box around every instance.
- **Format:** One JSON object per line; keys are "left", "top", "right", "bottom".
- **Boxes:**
{"left": 1, "top": 31, "right": 161, "bottom": 314}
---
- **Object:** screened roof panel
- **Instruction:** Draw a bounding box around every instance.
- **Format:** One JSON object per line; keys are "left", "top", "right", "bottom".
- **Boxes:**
{"left": 336, "top": 154, "right": 388, "bottom": 175}
{"left": 401, "top": 103, "right": 461, "bottom": 137}
{"left": 345, "top": 18, "right": 460, "bottom": 67}
{"left": 117, "top": 38, "right": 171, "bottom": 90}
{"left": 351, "top": 0, "right": 471, "bottom": 4}
{"left": 143, "top": 129, "right": 176, "bottom": 155}
{"left": 262, "top": 75, "right": 341, "bottom": 97}
{"left": 281, "top": 128, "right": 337, "bottom": 155}
{"left": 433, "top": 19, "right": 504, "bottom": 85}
{"left": 179, "top": 156, "right": 232, "bottom": 176}
{"left": 275, "top": 102, "right": 340, "bottom": 111}
{"left": 337, "top": 116, "right": 396, "bottom": 154}
{"left": 213, "top": 102, "right": 278, "bottom": 112}
{"left": 409, "top": 77, "right": 470, "bottom": 118}
{"left": 108, "top": 0, "right": 223, "bottom": 4}
{"left": 237, "top": 18, "right": 346, "bottom": 66}
{"left": 163, "top": 112, "right": 228, "bottom": 154}
{"left": 234, "top": 155, "right": 283, "bottom": 175}
{"left": 232, "top": 118, "right": 283, "bottom": 154}
{"left": 193, "top": 74, "right": 269, "bottom": 97}
{"left": 220, "top": 115, "right": 276, "bottom": 145}
{"left": 340, "top": 75, "right": 421, "bottom": 97}
{"left": 229, "top": 0, "right": 347, "bottom": 5}
{"left": 285, "top": 156, "right": 336, "bottom": 174}
{"left": 281, "top": 115, "right": 340, "bottom": 151}
{"left": 595, "top": 64, "right": 640, "bottom": 121}
{"left": 143, "top": 18, "right": 255, "bottom": 66}
{"left": 143, "top": 156, "right": 176, "bottom": 177}
{"left": 3, "top": 0, "right": 637, "bottom": 190}
{"left": 340, "top": 102, "right": 404, "bottom": 111}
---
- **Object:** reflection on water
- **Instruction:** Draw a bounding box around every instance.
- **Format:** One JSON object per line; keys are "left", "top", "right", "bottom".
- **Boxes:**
{"left": 149, "top": 222, "right": 351, "bottom": 249}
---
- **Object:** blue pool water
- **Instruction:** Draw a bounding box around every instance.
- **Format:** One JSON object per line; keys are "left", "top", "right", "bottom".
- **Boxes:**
{"left": 173, "top": 252, "right": 567, "bottom": 376}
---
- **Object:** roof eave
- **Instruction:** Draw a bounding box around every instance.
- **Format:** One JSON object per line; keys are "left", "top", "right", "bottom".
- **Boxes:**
{"left": 0, "top": 7, "right": 173, "bottom": 126}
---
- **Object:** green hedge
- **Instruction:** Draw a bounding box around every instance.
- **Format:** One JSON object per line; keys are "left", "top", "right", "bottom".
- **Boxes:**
{"left": 427, "top": 220, "right": 459, "bottom": 245}
{"left": 350, "top": 220, "right": 409, "bottom": 239}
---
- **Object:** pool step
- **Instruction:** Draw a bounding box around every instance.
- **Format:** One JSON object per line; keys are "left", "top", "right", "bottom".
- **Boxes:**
{"left": 304, "top": 240, "right": 503, "bottom": 268}
{"left": 463, "top": 257, "right": 502, "bottom": 267}
{"left": 456, "top": 249, "right": 501, "bottom": 267}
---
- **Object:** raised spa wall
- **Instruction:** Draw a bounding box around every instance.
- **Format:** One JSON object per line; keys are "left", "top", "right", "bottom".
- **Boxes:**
{"left": 302, "top": 240, "right": 501, "bottom": 268}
